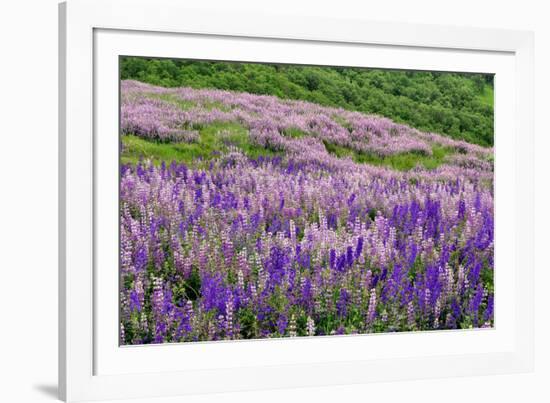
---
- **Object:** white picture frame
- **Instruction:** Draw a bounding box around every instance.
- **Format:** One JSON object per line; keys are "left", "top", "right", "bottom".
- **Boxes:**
{"left": 59, "top": 0, "right": 534, "bottom": 401}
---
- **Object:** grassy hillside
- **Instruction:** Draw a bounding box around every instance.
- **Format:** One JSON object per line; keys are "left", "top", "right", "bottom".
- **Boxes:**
{"left": 121, "top": 57, "right": 494, "bottom": 146}
{"left": 121, "top": 122, "right": 455, "bottom": 172}
{"left": 120, "top": 80, "right": 493, "bottom": 181}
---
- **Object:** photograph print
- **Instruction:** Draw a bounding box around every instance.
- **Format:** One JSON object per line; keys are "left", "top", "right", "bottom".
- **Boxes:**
{"left": 119, "top": 57, "right": 494, "bottom": 345}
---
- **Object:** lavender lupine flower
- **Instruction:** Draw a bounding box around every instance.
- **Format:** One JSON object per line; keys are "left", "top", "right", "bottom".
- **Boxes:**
{"left": 407, "top": 300, "right": 415, "bottom": 329}
{"left": 151, "top": 277, "right": 167, "bottom": 343}
{"left": 120, "top": 323, "right": 125, "bottom": 344}
{"left": 367, "top": 289, "right": 377, "bottom": 324}
{"left": 225, "top": 292, "right": 235, "bottom": 340}
{"left": 306, "top": 316, "right": 316, "bottom": 336}
{"left": 433, "top": 298, "right": 442, "bottom": 329}
{"left": 289, "top": 315, "right": 297, "bottom": 337}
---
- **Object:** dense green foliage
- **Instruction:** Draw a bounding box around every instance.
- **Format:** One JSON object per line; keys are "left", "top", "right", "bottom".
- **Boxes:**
{"left": 121, "top": 57, "right": 494, "bottom": 146}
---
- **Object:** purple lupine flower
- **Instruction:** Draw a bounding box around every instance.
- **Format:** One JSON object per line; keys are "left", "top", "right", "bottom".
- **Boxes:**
{"left": 346, "top": 246, "right": 354, "bottom": 267}
{"left": 484, "top": 293, "right": 494, "bottom": 323}
{"left": 337, "top": 288, "right": 350, "bottom": 317}
{"left": 329, "top": 249, "right": 336, "bottom": 270}
{"left": 277, "top": 314, "right": 288, "bottom": 336}
{"left": 129, "top": 290, "right": 141, "bottom": 313}
{"left": 355, "top": 236, "right": 364, "bottom": 259}
{"left": 470, "top": 284, "right": 485, "bottom": 324}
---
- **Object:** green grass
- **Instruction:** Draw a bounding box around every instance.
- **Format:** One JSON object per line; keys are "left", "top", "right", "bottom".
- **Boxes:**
{"left": 147, "top": 92, "right": 196, "bottom": 110}
{"left": 478, "top": 85, "right": 494, "bottom": 108}
{"left": 332, "top": 115, "right": 352, "bottom": 130}
{"left": 281, "top": 127, "right": 308, "bottom": 138}
{"left": 121, "top": 122, "right": 282, "bottom": 166}
{"left": 323, "top": 141, "right": 453, "bottom": 171}
{"left": 147, "top": 92, "right": 231, "bottom": 112}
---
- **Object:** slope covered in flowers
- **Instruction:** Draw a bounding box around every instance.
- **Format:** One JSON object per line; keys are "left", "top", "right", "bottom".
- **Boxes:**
{"left": 121, "top": 57, "right": 495, "bottom": 147}
{"left": 119, "top": 80, "right": 494, "bottom": 344}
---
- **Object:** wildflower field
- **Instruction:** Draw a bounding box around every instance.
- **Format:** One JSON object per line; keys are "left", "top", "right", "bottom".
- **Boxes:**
{"left": 119, "top": 65, "right": 494, "bottom": 345}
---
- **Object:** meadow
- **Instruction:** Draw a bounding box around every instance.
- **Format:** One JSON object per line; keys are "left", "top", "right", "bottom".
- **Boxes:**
{"left": 119, "top": 66, "right": 494, "bottom": 344}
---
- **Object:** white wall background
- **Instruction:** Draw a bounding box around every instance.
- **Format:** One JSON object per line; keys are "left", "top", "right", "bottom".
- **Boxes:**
{"left": 0, "top": 0, "right": 547, "bottom": 402}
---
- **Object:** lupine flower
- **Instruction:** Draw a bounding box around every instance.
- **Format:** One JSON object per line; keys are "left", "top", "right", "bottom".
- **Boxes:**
{"left": 306, "top": 316, "right": 316, "bottom": 336}
{"left": 407, "top": 300, "right": 415, "bottom": 329}
{"left": 355, "top": 236, "right": 364, "bottom": 259}
{"left": 225, "top": 294, "right": 234, "bottom": 340}
{"left": 367, "top": 289, "right": 377, "bottom": 324}
{"left": 289, "top": 315, "right": 297, "bottom": 337}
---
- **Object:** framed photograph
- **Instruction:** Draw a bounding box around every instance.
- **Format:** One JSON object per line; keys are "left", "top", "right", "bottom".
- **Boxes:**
{"left": 59, "top": 0, "right": 534, "bottom": 401}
